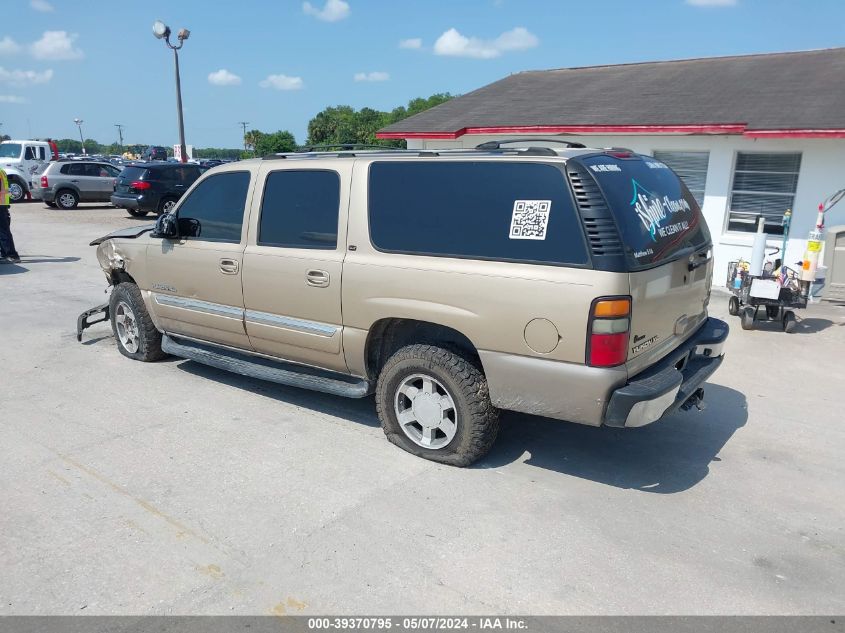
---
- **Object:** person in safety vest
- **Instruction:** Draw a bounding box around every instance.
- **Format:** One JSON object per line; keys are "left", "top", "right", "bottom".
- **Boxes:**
{"left": 0, "top": 167, "right": 21, "bottom": 264}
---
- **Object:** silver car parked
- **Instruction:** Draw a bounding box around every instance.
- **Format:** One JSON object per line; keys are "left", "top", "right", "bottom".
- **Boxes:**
{"left": 31, "top": 160, "right": 122, "bottom": 209}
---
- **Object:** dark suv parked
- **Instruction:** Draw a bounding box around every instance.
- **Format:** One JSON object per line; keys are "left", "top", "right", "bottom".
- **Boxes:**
{"left": 111, "top": 163, "right": 204, "bottom": 217}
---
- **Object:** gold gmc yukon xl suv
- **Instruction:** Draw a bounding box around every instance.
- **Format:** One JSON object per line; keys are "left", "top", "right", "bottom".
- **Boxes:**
{"left": 82, "top": 143, "right": 728, "bottom": 466}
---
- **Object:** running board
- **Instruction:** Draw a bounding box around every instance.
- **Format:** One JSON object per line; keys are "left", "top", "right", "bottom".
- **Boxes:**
{"left": 162, "top": 334, "right": 372, "bottom": 398}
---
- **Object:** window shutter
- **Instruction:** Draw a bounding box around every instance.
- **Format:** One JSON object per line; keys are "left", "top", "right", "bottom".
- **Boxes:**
{"left": 728, "top": 152, "right": 801, "bottom": 235}
{"left": 652, "top": 151, "right": 709, "bottom": 206}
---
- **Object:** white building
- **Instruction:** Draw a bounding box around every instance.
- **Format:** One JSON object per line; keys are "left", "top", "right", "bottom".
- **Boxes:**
{"left": 378, "top": 49, "right": 845, "bottom": 285}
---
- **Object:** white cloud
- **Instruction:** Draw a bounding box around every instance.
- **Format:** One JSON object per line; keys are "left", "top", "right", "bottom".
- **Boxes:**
{"left": 259, "top": 74, "right": 304, "bottom": 90}
{"left": 208, "top": 68, "right": 242, "bottom": 86}
{"left": 30, "top": 31, "right": 83, "bottom": 60}
{"left": 0, "top": 36, "right": 21, "bottom": 55}
{"left": 399, "top": 38, "right": 422, "bottom": 50}
{"left": 433, "top": 26, "right": 538, "bottom": 59}
{"left": 0, "top": 66, "right": 54, "bottom": 85}
{"left": 30, "top": 0, "right": 54, "bottom": 12}
{"left": 354, "top": 71, "right": 389, "bottom": 82}
{"left": 302, "top": 0, "right": 350, "bottom": 22}
{"left": 686, "top": 0, "right": 737, "bottom": 5}
{"left": 0, "top": 95, "right": 28, "bottom": 104}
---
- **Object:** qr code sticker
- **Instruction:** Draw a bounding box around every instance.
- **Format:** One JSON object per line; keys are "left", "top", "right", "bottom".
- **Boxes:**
{"left": 509, "top": 200, "right": 551, "bottom": 240}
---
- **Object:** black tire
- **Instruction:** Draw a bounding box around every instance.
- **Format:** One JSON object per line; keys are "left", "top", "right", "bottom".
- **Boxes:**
{"left": 728, "top": 295, "right": 740, "bottom": 316}
{"left": 108, "top": 282, "right": 167, "bottom": 362}
{"left": 158, "top": 197, "right": 178, "bottom": 215}
{"left": 127, "top": 208, "right": 149, "bottom": 217}
{"left": 741, "top": 307, "right": 756, "bottom": 330}
{"left": 375, "top": 344, "right": 499, "bottom": 467}
{"left": 782, "top": 310, "right": 797, "bottom": 333}
{"left": 766, "top": 305, "right": 780, "bottom": 320}
{"left": 55, "top": 189, "right": 79, "bottom": 210}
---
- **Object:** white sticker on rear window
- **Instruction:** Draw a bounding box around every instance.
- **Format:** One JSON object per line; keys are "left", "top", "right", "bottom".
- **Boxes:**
{"left": 589, "top": 164, "right": 622, "bottom": 173}
{"left": 509, "top": 200, "right": 551, "bottom": 240}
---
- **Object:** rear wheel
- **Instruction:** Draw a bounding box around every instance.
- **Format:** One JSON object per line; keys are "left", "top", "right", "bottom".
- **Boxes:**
{"left": 375, "top": 344, "right": 499, "bottom": 467}
{"left": 782, "top": 310, "right": 797, "bottom": 333}
{"left": 127, "top": 208, "right": 149, "bottom": 217}
{"left": 56, "top": 189, "right": 79, "bottom": 210}
{"left": 109, "top": 282, "right": 166, "bottom": 361}
{"left": 728, "top": 295, "right": 740, "bottom": 316}
{"left": 741, "top": 307, "right": 756, "bottom": 330}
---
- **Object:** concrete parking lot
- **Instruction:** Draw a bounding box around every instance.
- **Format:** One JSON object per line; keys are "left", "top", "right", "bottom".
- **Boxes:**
{"left": 1, "top": 201, "right": 844, "bottom": 615}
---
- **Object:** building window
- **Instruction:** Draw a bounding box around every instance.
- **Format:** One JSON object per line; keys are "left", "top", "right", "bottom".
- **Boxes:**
{"left": 727, "top": 152, "right": 801, "bottom": 235}
{"left": 651, "top": 151, "right": 709, "bottom": 206}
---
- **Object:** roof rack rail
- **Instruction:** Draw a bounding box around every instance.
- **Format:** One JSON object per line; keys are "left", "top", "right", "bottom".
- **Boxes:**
{"left": 299, "top": 143, "right": 403, "bottom": 152}
{"left": 475, "top": 138, "right": 587, "bottom": 150}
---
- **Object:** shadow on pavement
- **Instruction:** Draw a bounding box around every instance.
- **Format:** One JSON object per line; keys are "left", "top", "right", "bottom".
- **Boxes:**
{"left": 18, "top": 256, "right": 81, "bottom": 265}
{"left": 0, "top": 263, "right": 27, "bottom": 275}
{"left": 740, "top": 315, "right": 834, "bottom": 334}
{"left": 478, "top": 384, "right": 747, "bottom": 493}
{"left": 176, "top": 360, "right": 380, "bottom": 428}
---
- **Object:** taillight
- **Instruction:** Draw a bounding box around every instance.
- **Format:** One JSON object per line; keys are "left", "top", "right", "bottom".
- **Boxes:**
{"left": 40, "top": 175, "right": 48, "bottom": 188}
{"left": 130, "top": 180, "right": 151, "bottom": 190}
{"left": 587, "top": 297, "right": 631, "bottom": 367}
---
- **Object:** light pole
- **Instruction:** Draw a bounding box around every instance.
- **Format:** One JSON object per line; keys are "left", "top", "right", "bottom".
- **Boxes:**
{"left": 114, "top": 123, "right": 124, "bottom": 150}
{"left": 73, "top": 118, "right": 85, "bottom": 155}
{"left": 239, "top": 121, "right": 249, "bottom": 154}
{"left": 153, "top": 19, "right": 190, "bottom": 163}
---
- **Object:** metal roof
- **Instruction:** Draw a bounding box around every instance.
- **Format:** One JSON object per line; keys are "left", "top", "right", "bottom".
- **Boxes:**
{"left": 377, "top": 48, "right": 845, "bottom": 140}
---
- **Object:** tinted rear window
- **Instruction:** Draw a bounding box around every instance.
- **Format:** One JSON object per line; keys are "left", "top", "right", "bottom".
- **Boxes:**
{"left": 368, "top": 161, "right": 588, "bottom": 266}
{"left": 119, "top": 166, "right": 148, "bottom": 181}
{"left": 579, "top": 155, "right": 710, "bottom": 267}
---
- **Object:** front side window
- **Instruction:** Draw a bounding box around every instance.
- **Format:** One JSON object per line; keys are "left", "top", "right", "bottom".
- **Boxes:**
{"left": 176, "top": 171, "right": 251, "bottom": 243}
{"left": 651, "top": 151, "right": 709, "bottom": 207}
{"left": 727, "top": 152, "right": 801, "bottom": 235}
{"left": 368, "top": 161, "right": 588, "bottom": 266}
{"left": 258, "top": 170, "right": 341, "bottom": 249}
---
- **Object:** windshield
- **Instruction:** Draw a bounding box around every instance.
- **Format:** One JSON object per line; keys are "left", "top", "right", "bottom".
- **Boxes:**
{"left": 0, "top": 143, "right": 22, "bottom": 159}
{"left": 578, "top": 154, "right": 710, "bottom": 267}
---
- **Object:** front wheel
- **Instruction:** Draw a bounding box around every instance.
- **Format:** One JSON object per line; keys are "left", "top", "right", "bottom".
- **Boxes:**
{"left": 782, "top": 310, "right": 797, "bottom": 333}
{"left": 8, "top": 180, "right": 25, "bottom": 202}
{"left": 158, "top": 197, "right": 178, "bottom": 215}
{"left": 109, "top": 283, "right": 167, "bottom": 361}
{"left": 127, "top": 208, "right": 149, "bottom": 217}
{"left": 375, "top": 344, "right": 499, "bottom": 467}
{"left": 741, "top": 307, "right": 756, "bottom": 331}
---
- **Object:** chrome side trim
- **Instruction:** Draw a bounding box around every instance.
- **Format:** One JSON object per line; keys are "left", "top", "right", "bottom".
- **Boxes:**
{"left": 153, "top": 294, "right": 244, "bottom": 319}
{"left": 244, "top": 309, "right": 338, "bottom": 337}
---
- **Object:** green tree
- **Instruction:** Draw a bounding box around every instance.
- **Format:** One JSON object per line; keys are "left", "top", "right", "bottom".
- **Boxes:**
{"left": 254, "top": 130, "right": 297, "bottom": 155}
{"left": 54, "top": 138, "right": 82, "bottom": 153}
{"left": 306, "top": 93, "right": 454, "bottom": 148}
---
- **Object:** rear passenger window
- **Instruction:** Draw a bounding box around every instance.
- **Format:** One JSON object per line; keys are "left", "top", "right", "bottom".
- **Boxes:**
{"left": 258, "top": 170, "right": 340, "bottom": 249}
{"left": 176, "top": 171, "right": 251, "bottom": 243}
{"left": 368, "top": 162, "right": 588, "bottom": 266}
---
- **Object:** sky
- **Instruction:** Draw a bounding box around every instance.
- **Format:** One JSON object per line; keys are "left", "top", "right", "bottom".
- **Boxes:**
{"left": 1, "top": 0, "right": 844, "bottom": 149}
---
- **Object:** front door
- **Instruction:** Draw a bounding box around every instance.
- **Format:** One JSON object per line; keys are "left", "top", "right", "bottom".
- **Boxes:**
{"left": 145, "top": 170, "right": 254, "bottom": 349}
{"left": 241, "top": 164, "right": 350, "bottom": 373}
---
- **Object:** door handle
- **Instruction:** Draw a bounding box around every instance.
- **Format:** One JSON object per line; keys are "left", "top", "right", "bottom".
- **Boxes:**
{"left": 305, "top": 269, "right": 330, "bottom": 287}
{"left": 219, "top": 258, "right": 239, "bottom": 274}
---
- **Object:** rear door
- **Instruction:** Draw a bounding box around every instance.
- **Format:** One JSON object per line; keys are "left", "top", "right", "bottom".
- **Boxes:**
{"left": 241, "top": 163, "right": 350, "bottom": 373}
{"left": 575, "top": 154, "right": 713, "bottom": 374}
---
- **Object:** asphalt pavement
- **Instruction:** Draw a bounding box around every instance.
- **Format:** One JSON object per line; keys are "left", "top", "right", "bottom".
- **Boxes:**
{"left": 1, "top": 201, "right": 844, "bottom": 615}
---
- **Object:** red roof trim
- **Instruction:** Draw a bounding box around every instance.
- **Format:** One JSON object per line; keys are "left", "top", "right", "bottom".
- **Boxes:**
{"left": 743, "top": 129, "right": 845, "bottom": 138}
{"left": 377, "top": 124, "right": 845, "bottom": 140}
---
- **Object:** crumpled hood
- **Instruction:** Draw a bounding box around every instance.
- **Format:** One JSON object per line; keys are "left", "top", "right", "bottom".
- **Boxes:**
{"left": 89, "top": 224, "right": 155, "bottom": 246}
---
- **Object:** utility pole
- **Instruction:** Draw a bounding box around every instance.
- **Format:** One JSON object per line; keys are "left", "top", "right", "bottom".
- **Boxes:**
{"left": 239, "top": 121, "right": 249, "bottom": 153}
{"left": 114, "top": 123, "right": 124, "bottom": 149}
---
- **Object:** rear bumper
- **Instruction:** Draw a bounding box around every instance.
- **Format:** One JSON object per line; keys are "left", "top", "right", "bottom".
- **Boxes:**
{"left": 604, "top": 317, "right": 729, "bottom": 428}
{"left": 110, "top": 193, "right": 142, "bottom": 210}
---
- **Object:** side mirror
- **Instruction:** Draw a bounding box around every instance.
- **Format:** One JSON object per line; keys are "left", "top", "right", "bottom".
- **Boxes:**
{"left": 153, "top": 213, "right": 179, "bottom": 239}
